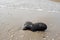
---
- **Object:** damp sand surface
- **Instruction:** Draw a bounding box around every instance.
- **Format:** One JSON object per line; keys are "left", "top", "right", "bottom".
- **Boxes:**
{"left": 0, "top": 9, "right": 60, "bottom": 40}
{"left": 0, "top": 0, "right": 60, "bottom": 40}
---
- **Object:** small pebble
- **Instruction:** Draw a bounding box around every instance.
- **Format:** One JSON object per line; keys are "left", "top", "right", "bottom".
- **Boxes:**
{"left": 11, "top": 35, "right": 14, "bottom": 37}
{"left": 52, "top": 38, "right": 54, "bottom": 40}
{"left": 46, "top": 36, "right": 48, "bottom": 37}
{"left": 43, "top": 38, "right": 46, "bottom": 40}
{"left": 43, "top": 36, "right": 46, "bottom": 39}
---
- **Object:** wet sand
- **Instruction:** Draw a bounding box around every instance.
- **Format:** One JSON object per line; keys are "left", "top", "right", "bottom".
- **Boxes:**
{"left": 0, "top": 9, "right": 60, "bottom": 40}
{"left": 0, "top": 0, "right": 60, "bottom": 40}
